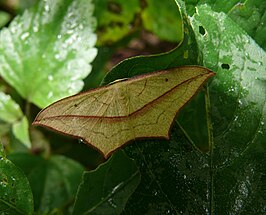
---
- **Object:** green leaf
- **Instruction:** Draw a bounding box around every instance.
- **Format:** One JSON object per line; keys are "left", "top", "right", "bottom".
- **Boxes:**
{"left": 0, "top": 11, "right": 10, "bottom": 28}
{"left": 73, "top": 150, "right": 140, "bottom": 215}
{"left": 8, "top": 153, "right": 84, "bottom": 214}
{"left": 12, "top": 116, "right": 31, "bottom": 148}
{"left": 142, "top": 0, "right": 183, "bottom": 42}
{"left": 0, "top": 92, "right": 31, "bottom": 148}
{"left": 0, "top": 147, "right": 34, "bottom": 215}
{"left": 185, "top": 0, "right": 266, "bottom": 50}
{"left": 102, "top": 2, "right": 265, "bottom": 214}
{"left": 102, "top": 1, "right": 201, "bottom": 85}
{"left": 192, "top": 5, "right": 266, "bottom": 213}
{"left": 94, "top": 0, "right": 140, "bottom": 44}
{"left": 228, "top": 0, "right": 266, "bottom": 50}
{"left": 103, "top": 0, "right": 209, "bottom": 152}
{"left": 0, "top": 92, "right": 22, "bottom": 123}
{"left": 0, "top": 0, "right": 97, "bottom": 108}
{"left": 122, "top": 126, "right": 211, "bottom": 214}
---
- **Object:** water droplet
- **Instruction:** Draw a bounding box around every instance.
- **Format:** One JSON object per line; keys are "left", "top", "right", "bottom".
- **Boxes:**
{"left": 228, "top": 86, "right": 235, "bottom": 92}
{"left": 67, "top": 29, "right": 74, "bottom": 34}
{"left": 33, "top": 26, "right": 39, "bottom": 32}
{"left": 238, "top": 99, "right": 243, "bottom": 105}
{"left": 47, "top": 91, "right": 53, "bottom": 98}
{"left": 261, "top": 121, "right": 264, "bottom": 126}
{"left": 10, "top": 26, "right": 17, "bottom": 33}
{"left": 78, "top": 24, "right": 84, "bottom": 30}
{"left": 20, "top": 32, "right": 30, "bottom": 40}
{"left": 108, "top": 198, "right": 117, "bottom": 208}
{"left": 44, "top": 4, "right": 50, "bottom": 12}
{"left": 48, "top": 75, "right": 53, "bottom": 81}
{"left": 57, "top": 34, "right": 62, "bottom": 39}
{"left": 183, "top": 175, "right": 187, "bottom": 179}
{"left": 55, "top": 54, "right": 61, "bottom": 60}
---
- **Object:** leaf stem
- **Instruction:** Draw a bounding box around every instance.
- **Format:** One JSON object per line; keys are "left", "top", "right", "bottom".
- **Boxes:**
{"left": 205, "top": 85, "right": 214, "bottom": 214}
{"left": 25, "top": 100, "right": 31, "bottom": 121}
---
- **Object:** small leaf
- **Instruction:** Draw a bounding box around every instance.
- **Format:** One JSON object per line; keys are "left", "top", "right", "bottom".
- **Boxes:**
{"left": 12, "top": 116, "right": 31, "bottom": 148}
{"left": 0, "top": 150, "right": 34, "bottom": 215}
{"left": 73, "top": 150, "right": 141, "bottom": 215}
{"left": 0, "top": 92, "right": 31, "bottom": 148}
{"left": 8, "top": 153, "right": 84, "bottom": 214}
{"left": 0, "top": 0, "right": 97, "bottom": 108}
{"left": 0, "top": 92, "right": 22, "bottom": 123}
{"left": 33, "top": 66, "right": 214, "bottom": 158}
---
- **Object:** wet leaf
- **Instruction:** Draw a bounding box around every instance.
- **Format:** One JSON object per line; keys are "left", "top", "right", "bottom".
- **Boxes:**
{"left": 0, "top": 147, "right": 33, "bottom": 215}
{"left": 185, "top": 0, "right": 266, "bottom": 50}
{"left": 191, "top": 5, "right": 266, "bottom": 213}
{"left": 73, "top": 150, "right": 140, "bottom": 215}
{"left": 101, "top": 2, "right": 265, "bottom": 214}
{"left": 0, "top": 0, "right": 97, "bottom": 108}
{"left": 8, "top": 153, "right": 84, "bottom": 214}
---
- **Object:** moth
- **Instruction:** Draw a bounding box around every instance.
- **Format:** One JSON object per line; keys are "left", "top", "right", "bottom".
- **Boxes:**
{"left": 33, "top": 66, "right": 214, "bottom": 158}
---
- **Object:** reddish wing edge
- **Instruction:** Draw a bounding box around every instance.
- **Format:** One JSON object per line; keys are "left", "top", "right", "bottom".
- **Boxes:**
{"left": 33, "top": 66, "right": 215, "bottom": 158}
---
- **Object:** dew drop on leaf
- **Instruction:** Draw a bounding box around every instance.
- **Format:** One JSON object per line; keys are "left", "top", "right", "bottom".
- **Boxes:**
{"left": 33, "top": 26, "right": 39, "bottom": 33}
{"left": 47, "top": 91, "right": 53, "bottom": 98}
{"left": 48, "top": 75, "right": 54, "bottom": 81}
{"left": 44, "top": 4, "right": 50, "bottom": 12}
{"left": 20, "top": 32, "right": 30, "bottom": 40}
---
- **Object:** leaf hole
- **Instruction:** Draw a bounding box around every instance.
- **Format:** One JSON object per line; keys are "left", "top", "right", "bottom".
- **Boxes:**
{"left": 221, "top": 63, "right": 230, "bottom": 70}
{"left": 74, "top": 104, "right": 78, "bottom": 107}
{"left": 165, "top": 78, "right": 168, "bottom": 82}
{"left": 199, "top": 26, "right": 206, "bottom": 35}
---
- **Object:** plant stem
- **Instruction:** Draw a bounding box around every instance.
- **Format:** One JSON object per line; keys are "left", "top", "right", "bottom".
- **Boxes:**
{"left": 25, "top": 100, "right": 31, "bottom": 121}
{"left": 205, "top": 85, "right": 214, "bottom": 214}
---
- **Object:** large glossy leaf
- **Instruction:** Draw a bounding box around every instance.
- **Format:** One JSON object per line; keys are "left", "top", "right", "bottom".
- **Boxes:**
{"left": 73, "top": 150, "right": 140, "bottom": 215}
{"left": 0, "top": 144, "right": 33, "bottom": 215}
{"left": 185, "top": 0, "right": 266, "bottom": 50}
{"left": 192, "top": 5, "right": 266, "bottom": 213}
{"left": 101, "top": 1, "right": 265, "bottom": 214}
{"left": 0, "top": 0, "right": 97, "bottom": 108}
{"left": 8, "top": 153, "right": 84, "bottom": 214}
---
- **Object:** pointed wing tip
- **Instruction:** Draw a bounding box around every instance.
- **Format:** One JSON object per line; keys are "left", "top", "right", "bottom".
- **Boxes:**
{"left": 32, "top": 121, "right": 38, "bottom": 126}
